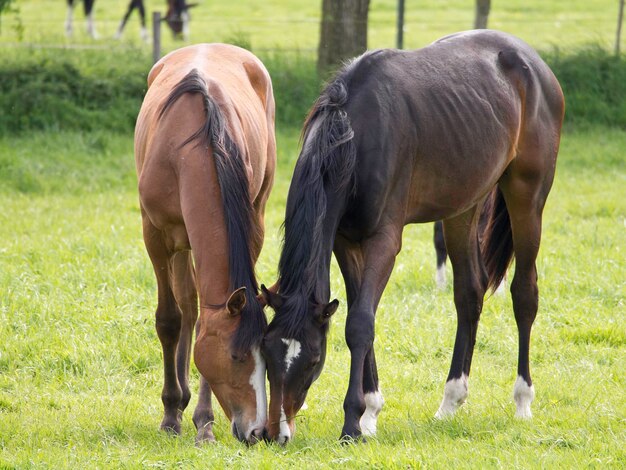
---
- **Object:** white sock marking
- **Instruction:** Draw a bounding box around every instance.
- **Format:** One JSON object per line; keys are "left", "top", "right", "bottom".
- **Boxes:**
{"left": 513, "top": 376, "right": 535, "bottom": 418}
{"left": 247, "top": 347, "right": 267, "bottom": 438}
{"left": 360, "top": 391, "right": 384, "bottom": 436}
{"left": 435, "top": 374, "right": 469, "bottom": 419}
{"left": 65, "top": 6, "right": 74, "bottom": 36}
{"left": 86, "top": 12, "right": 97, "bottom": 39}
{"left": 281, "top": 338, "right": 301, "bottom": 372}
{"left": 436, "top": 264, "right": 447, "bottom": 289}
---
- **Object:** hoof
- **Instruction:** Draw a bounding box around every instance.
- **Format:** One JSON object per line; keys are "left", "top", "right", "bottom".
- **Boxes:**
{"left": 160, "top": 418, "right": 181, "bottom": 435}
{"left": 195, "top": 428, "right": 216, "bottom": 446}
{"left": 339, "top": 429, "right": 365, "bottom": 445}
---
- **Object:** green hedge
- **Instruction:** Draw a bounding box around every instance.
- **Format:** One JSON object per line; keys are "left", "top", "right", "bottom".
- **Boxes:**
{"left": 1, "top": 45, "right": 625, "bottom": 136}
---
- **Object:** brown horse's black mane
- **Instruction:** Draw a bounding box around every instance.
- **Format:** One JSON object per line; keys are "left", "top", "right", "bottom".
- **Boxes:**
{"left": 274, "top": 60, "right": 363, "bottom": 338}
{"left": 160, "top": 69, "right": 267, "bottom": 355}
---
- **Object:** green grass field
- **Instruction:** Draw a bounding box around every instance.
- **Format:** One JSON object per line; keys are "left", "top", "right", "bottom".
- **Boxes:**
{"left": 1, "top": 1, "right": 625, "bottom": 468}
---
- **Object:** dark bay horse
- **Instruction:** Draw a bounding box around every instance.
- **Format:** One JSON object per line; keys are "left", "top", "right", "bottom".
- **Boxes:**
{"left": 135, "top": 44, "right": 276, "bottom": 444}
{"left": 261, "top": 30, "right": 564, "bottom": 442}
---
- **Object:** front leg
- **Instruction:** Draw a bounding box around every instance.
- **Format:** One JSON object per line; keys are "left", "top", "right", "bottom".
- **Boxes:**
{"left": 340, "top": 228, "right": 401, "bottom": 440}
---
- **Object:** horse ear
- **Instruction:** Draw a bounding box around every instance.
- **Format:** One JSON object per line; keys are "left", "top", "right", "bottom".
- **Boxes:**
{"left": 323, "top": 299, "right": 339, "bottom": 318}
{"left": 227, "top": 287, "right": 247, "bottom": 316}
{"left": 315, "top": 299, "right": 339, "bottom": 324}
{"left": 259, "top": 283, "right": 283, "bottom": 309}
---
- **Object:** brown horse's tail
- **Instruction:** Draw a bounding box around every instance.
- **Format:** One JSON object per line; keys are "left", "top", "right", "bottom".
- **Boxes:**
{"left": 480, "top": 186, "right": 514, "bottom": 293}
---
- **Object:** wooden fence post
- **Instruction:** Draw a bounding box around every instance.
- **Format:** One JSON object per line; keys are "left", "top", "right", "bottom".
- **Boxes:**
{"left": 396, "top": 0, "right": 405, "bottom": 49}
{"left": 152, "top": 11, "right": 161, "bottom": 64}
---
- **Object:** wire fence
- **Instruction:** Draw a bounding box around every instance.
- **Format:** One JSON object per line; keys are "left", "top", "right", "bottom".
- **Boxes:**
{"left": 0, "top": 2, "right": 623, "bottom": 56}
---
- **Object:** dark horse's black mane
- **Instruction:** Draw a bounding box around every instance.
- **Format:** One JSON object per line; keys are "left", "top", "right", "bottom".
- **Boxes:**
{"left": 274, "top": 58, "right": 368, "bottom": 338}
{"left": 159, "top": 69, "right": 267, "bottom": 355}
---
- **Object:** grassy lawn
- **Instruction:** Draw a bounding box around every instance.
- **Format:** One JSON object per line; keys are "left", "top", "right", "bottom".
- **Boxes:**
{"left": 0, "top": 0, "right": 625, "bottom": 467}
{"left": 0, "top": 125, "right": 624, "bottom": 468}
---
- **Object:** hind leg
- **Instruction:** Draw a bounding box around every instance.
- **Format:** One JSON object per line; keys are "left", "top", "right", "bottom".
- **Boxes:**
{"left": 142, "top": 217, "right": 184, "bottom": 433}
{"left": 500, "top": 178, "right": 548, "bottom": 418}
{"left": 436, "top": 207, "right": 488, "bottom": 418}
{"left": 500, "top": 113, "right": 559, "bottom": 418}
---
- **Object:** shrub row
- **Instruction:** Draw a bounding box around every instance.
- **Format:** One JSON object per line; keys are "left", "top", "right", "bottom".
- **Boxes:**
{"left": 0, "top": 45, "right": 625, "bottom": 135}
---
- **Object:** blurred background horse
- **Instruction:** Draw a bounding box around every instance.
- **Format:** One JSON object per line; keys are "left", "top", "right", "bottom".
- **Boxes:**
{"left": 65, "top": 0, "right": 97, "bottom": 38}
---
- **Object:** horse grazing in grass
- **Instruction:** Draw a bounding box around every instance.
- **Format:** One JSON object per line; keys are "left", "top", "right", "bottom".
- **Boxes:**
{"left": 163, "top": 0, "right": 198, "bottom": 40}
{"left": 135, "top": 44, "right": 276, "bottom": 444}
{"left": 65, "top": 0, "right": 97, "bottom": 38}
{"left": 260, "top": 30, "right": 564, "bottom": 443}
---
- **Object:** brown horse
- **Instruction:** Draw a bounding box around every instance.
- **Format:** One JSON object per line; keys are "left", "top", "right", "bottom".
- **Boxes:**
{"left": 260, "top": 30, "right": 564, "bottom": 443}
{"left": 135, "top": 44, "right": 276, "bottom": 444}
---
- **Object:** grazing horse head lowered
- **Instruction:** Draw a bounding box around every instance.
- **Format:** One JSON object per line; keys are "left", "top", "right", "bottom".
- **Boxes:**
{"left": 135, "top": 44, "right": 276, "bottom": 444}
{"left": 163, "top": 0, "right": 197, "bottom": 40}
{"left": 262, "top": 30, "right": 564, "bottom": 443}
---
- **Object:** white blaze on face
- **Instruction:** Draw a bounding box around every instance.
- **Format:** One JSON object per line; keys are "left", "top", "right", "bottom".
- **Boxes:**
{"left": 247, "top": 347, "right": 267, "bottom": 437}
{"left": 281, "top": 338, "right": 302, "bottom": 372}
{"left": 360, "top": 390, "right": 384, "bottom": 436}
{"left": 513, "top": 375, "right": 535, "bottom": 419}
{"left": 278, "top": 406, "right": 291, "bottom": 444}
{"left": 435, "top": 373, "right": 469, "bottom": 419}
{"left": 182, "top": 10, "right": 190, "bottom": 40}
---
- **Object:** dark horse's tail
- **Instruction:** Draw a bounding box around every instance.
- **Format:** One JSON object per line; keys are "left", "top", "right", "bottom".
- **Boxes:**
{"left": 159, "top": 69, "right": 266, "bottom": 355}
{"left": 480, "top": 186, "right": 514, "bottom": 293}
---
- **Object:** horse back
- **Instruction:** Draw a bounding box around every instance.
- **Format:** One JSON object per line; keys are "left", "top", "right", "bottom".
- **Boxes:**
{"left": 340, "top": 30, "right": 563, "bottom": 229}
{"left": 135, "top": 44, "right": 275, "bottom": 207}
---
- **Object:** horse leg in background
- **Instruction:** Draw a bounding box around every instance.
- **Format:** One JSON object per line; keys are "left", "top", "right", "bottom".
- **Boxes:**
{"left": 65, "top": 0, "right": 75, "bottom": 36}
{"left": 83, "top": 0, "right": 97, "bottom": 39}
{"left": 435, "top": 206, "right": 487, "bottom": 418}
{"left": 434, "top": 220, "right": 448, "bottom": 289}
{"left": 115, "top": 0, "right": 134, "bottom": 39}
{"left": 142, "top": 217, "right": 185, "bottom": 434}
{"left": 115, "top": 0, "right": 148, "bottom": 42}
{"left": 137, "top": 0, "right": 148, "bottom": 41}
{"left": 335, "top": 236, "right": 384, "bottom": 438}
{"left": 340, "top": 227, "right": 401, "bottom": 440}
